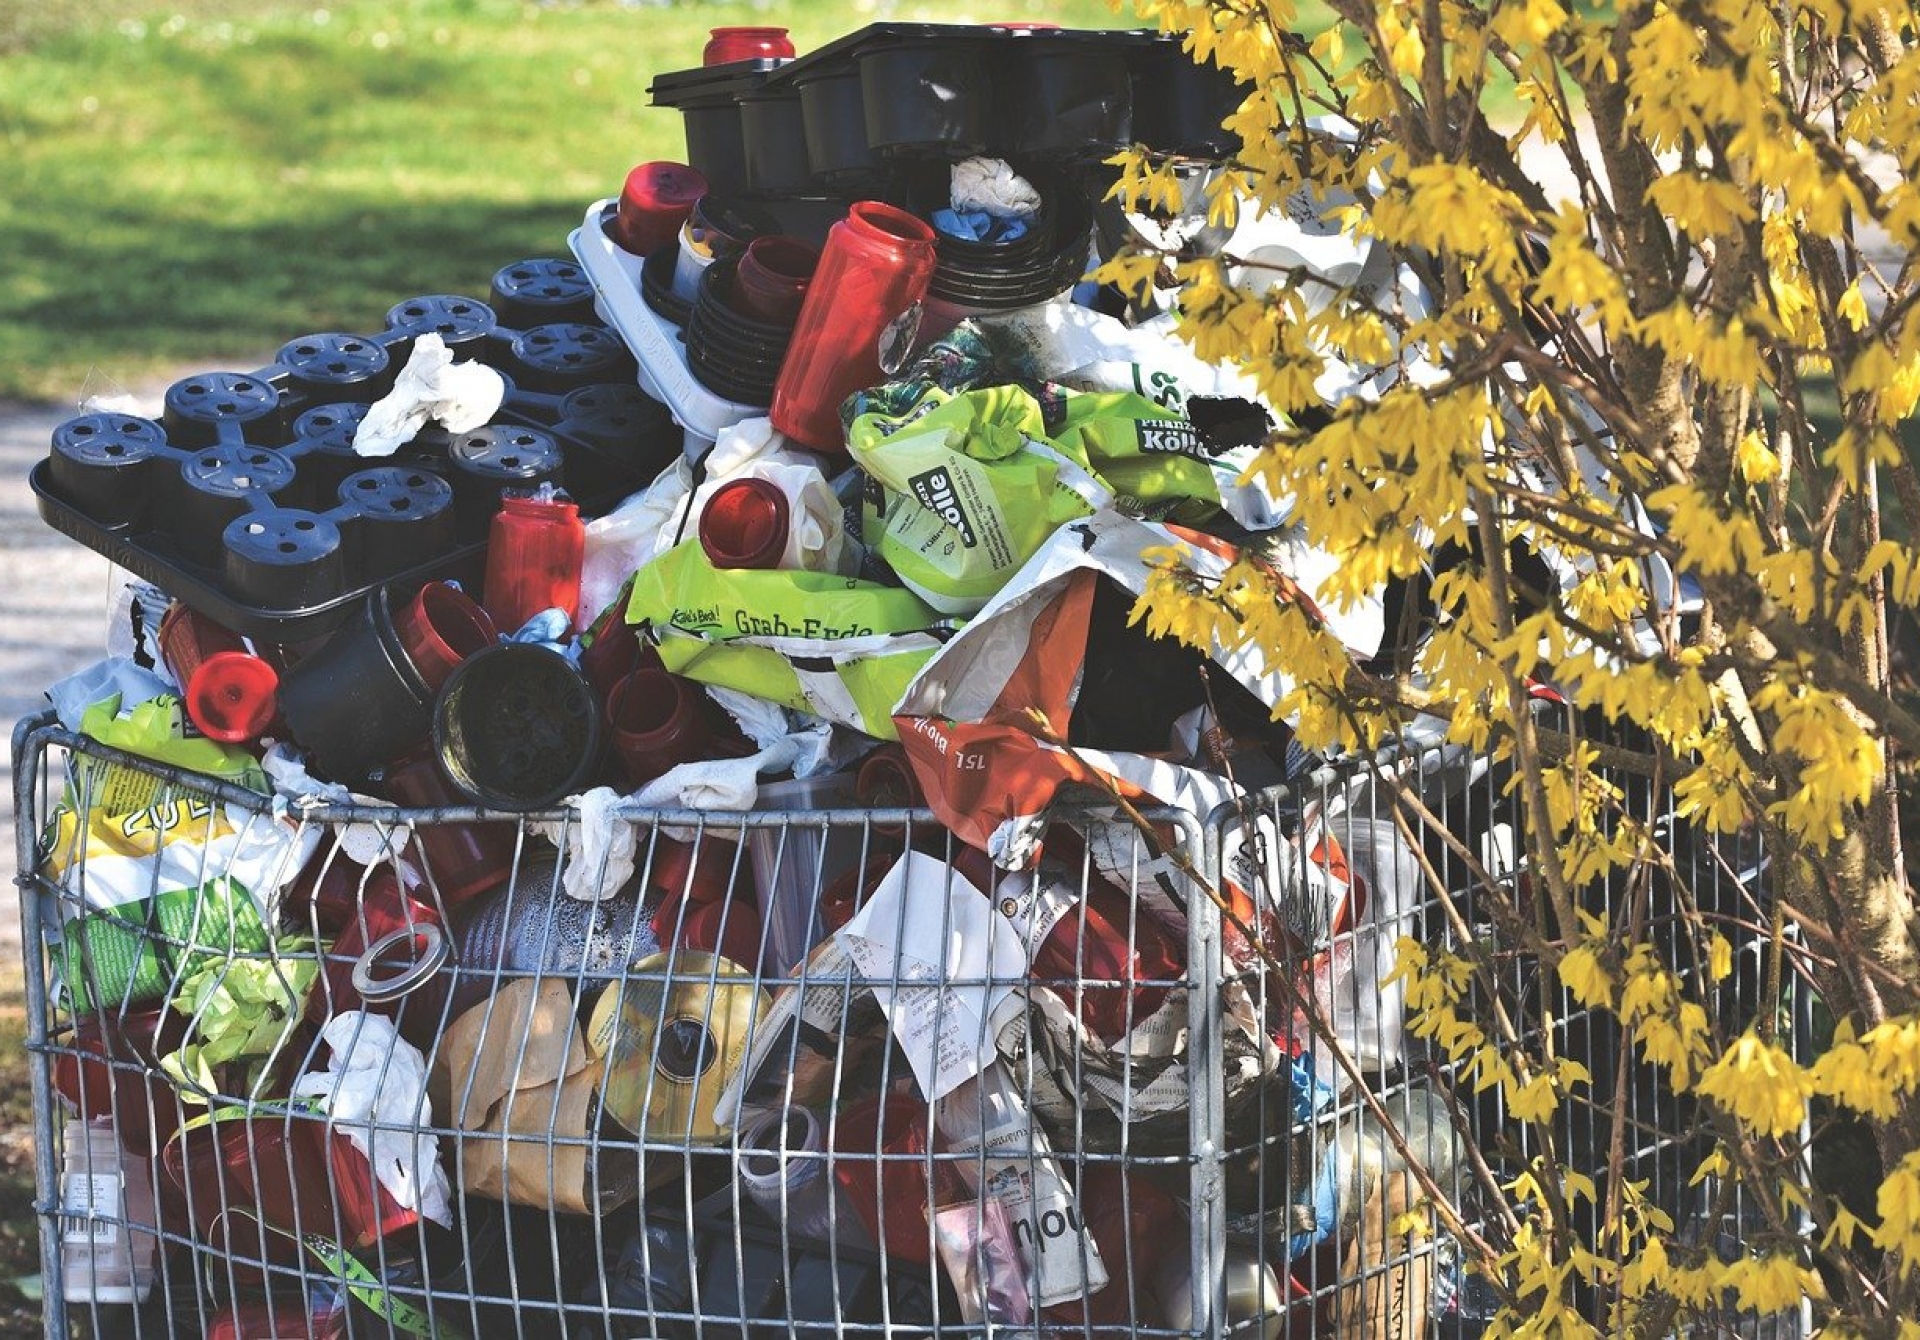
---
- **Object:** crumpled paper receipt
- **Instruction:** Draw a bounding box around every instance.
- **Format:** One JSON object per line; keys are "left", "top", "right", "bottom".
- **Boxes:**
{"left": 352, "top": 333, "right": 506, "bottom": 457}
{"left": 293, "top": 1012, "right": 454, "bottom": 1225}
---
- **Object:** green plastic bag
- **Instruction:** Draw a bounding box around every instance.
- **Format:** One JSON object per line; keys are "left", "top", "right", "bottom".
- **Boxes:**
{"left": 847, "top": 385, "right": 1112, "bottom": 614}
{"left": 46, "top": 690, "right": 309, "bottom": 1009}
{"left": 624, "top": 540, "right": 959, "bottom": 739}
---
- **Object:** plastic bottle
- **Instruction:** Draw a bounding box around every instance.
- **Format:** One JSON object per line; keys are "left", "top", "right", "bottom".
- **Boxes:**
{"left": 59, "top": 1117, "right": 157, "bottom": 1305}
{"left": 736, "top": 1106, "right": 844, "bottom": 1239}
{"left": 770, "top": 202, "right": 937, "bottom": 452}
{"left": 482, "top": 485, "right": 585, "bottom": 636}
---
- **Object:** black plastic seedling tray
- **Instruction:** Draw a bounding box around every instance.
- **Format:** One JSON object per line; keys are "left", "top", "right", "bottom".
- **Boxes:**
{"left": 34, "top": 259, "right": 679, "bottom": 645}
{"left": 650, "top": 24, "right": 1245, "bottom": 203}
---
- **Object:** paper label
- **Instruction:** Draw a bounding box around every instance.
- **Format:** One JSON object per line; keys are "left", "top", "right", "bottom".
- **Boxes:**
{"left": 60, "top": 1172, "right": 122, "bottom": 1245}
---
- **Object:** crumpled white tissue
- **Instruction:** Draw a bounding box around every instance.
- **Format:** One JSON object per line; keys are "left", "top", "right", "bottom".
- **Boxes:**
{"left": 634, "top": 737, "right": 802, "bottom": 814}
{"left": 261, "top": 743, "right": 415, "bottom": 874}
{"left": 529, "top": 786, "right": 639, "bottom": 903}
{"left": 951, "top": 157, "right": 1043, "bottom": 219}
{"left": 578, "top": 417, "right": 813, "bottom": 626}
{"left": 292, "top": 1012, "right": 453, "bottom": 1226}
{"left": 352, "top": 334, "right": 506, "bottom": 458}
{"left": 704, "top": 686, "right": 859, "bottom": 780}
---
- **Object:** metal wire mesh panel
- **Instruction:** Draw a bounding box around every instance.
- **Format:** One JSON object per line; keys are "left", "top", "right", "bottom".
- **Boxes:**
{"left": 13, "top": 711, "right": 1806, "bottom": 1339}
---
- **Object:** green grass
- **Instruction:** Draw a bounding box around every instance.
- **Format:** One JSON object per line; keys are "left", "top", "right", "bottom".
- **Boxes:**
{"left": 0, "top": 0, "right": 1135, "bottom": 400}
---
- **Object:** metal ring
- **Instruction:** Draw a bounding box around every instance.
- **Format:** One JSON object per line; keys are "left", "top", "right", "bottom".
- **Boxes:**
{"left": 350, "top": 923, "right": 448, "bottom": 1004}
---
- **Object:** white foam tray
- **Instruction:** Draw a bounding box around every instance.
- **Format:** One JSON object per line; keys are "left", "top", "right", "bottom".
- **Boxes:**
{"left": 570, "top": 198, "right": 765, "bottom": 455}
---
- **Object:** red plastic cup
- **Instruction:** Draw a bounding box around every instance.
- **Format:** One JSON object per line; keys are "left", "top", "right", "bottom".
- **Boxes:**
{"left": 818, "top": 849, "right": 901, "bottom": 933}
{"left": 379, "top": 749, "right": 517, "bottom": 913}
{"left": 207, "top": 1299, "right": 345, "bottom": 1340}
{"left": 832, "top": 1092, "right": 942, "bottom": 1263}
{"left": 1031, "top": 875, "right": 1182, "bottom": 1043}
{"left": 1046, "top": 1164, "right": 1180, "bottom": 1328}
{"left": 649, "top": 833, "right": 744, "bottom": 907}
{"left": 730, "top": 235, "right": 819, "bottom": 324}
{"left": 309, "top": 883, "right": 449, "bottom": 1050}
{"left": 578, "top": 613, "right": 660, "bottom": 702}
{"left": 166, "top": 1112, "right": 417, "bottom": 1254}
{"left": 699, "top": 477, "right": 790, "bottom": 570}
{"left": 391, "top": 581, "right": 497, "bottom": 692}
{"left": 615, "top": 161, "right": 710, "bottom": 258}
{"left": 703, "top": 25, "right": 796, "bottom": 64}
{"left": 770, "top": 202, "right": 937, "bottom": 452}
{"left": 482, "top": 490, "right": 585, "bottom": 637}
{"left": 184, "top": 650, "right": 279, "bottom": 743}
{"left": 606, "top": 668, "right": 712, "bottom": 787}
{"left": 52, "top": 1007, "right": 190, "bottom": 1157}
{"left": 671, "top": 895, "right": 764, "bottom": 968}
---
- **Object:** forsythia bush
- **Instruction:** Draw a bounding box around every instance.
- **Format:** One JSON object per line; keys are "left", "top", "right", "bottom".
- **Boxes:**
{"left": 1112, "top": 0, "right": 1920, "bottom": 1329}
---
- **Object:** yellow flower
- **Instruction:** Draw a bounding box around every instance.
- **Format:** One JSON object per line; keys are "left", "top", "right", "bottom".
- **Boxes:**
{"left": 1695, "top": 1032, "right": 1813, "bottom": 1138}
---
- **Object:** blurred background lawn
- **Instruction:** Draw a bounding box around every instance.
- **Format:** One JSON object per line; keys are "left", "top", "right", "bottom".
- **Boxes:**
{"left": 0, "top": 0, "right": 1132, "bottom": 402}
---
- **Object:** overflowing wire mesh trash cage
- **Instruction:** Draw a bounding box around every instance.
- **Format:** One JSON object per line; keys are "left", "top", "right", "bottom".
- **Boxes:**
{"left": 13, "top": 709, "right": 1806, "bottom": 1339}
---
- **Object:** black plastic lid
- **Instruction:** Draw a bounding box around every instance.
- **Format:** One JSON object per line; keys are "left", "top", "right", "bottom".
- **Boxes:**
{"left": 648, "top": 57, "right": 789, "bottom": 109}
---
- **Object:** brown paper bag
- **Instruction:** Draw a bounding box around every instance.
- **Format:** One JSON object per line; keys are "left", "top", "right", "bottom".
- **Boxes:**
{"left": 1335, "top": 1168, "right": 1431, "bottom": 1340}
{"left": 430, "top": 978, "right": 635, "bottom": 1214}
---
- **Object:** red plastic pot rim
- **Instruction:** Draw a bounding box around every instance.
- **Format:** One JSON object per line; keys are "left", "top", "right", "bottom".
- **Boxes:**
{"left": 186, "top": 651, "right": 279, "bottom": 743}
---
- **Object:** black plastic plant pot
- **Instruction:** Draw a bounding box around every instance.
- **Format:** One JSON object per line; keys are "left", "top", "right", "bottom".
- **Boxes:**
{"left": 47, "top": 413, "right": 167, "bottom": 525}
{"left": 934, "top": 212, "right": 1055, "bottom": 270}
{"left": 649, "top": 57, "right": 786, "bottom": 196}
{"left": 740, "top": 88, "right": 815, "bottom": 195}
{"left": 857, "top": 40, "right": 991, "bottom": 159}
{"left": 555, "top": 383, "right": 677, "bottom": 457}
{"left": 507, "top": 323, "right": 636, "bottom": 394}
{"left": 221, "top": 508, "right": 347, "bottom": 610}
{"left": 289, "top": 402, "right": 374, "bottom": 505}
{"left": 277, "top": 586, "right": 434, "bottom": 784}
{"left": 931, "top": 226, "right": 1094, "bottom": 307}
{"left": 997, "top": 40, "right": 1134, "bottom": 160}
{"left": 275, "top": 332, "right": 394, "bottom": 403}
{"left": 490, "top": 257, "right": 599, "bottom": 329}
{"left": 165, "top": 446, "right": 299, "bottom": 566}
{"left": 446, "top": 425, "right": 566, "bottom": 538}
{"left": 335, "top": 466, "right": 459, "bottom": 584}
{"left": 161, "top": 371, "right": 284, "bottom": 449}
{"left": 689, "top": 258, "right": 797, "bottom": 353}
{"left": 684, "top": 330, "right": 779, "bottom": 406}
{"left": 798, "top": 68, "right": 879, "bottom": 184}
{"left": 432, "top": 643, "right": 601, "bottom": 811}
{"left": 1130, "top": 40, "right": 1249, "bottom": 155}
{"left": 640, "top": 244, "right": 694, "bottom": 327}
{"left": 384, "top": 295, "right": 499, "bottom": 356}
{"left": 682, "top": 100, "right": 753, "bottom": 198}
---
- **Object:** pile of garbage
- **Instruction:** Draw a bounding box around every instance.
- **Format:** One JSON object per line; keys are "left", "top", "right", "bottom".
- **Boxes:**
{"left": 28, "top": 22, "right": 1483, "bottom": 1340}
